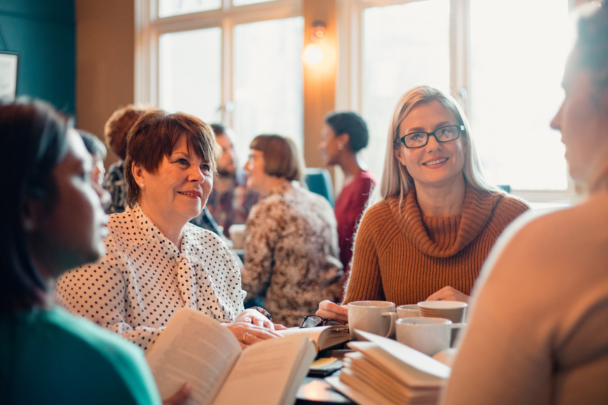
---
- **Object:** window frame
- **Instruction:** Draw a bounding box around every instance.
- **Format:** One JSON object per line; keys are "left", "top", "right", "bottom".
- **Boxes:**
{"left": 136, "top": 0, "right": 577, "bottom": 204}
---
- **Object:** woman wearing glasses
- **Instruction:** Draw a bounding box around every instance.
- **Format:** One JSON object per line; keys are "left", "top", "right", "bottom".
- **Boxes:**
{"left": 318, "top": 85, "right": 529, "bottom": 323}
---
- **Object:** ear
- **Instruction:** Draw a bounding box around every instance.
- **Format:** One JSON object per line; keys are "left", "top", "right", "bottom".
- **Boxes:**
{"left": 337, "top": 133, "right": 351, "bottom": 147}
{"left": 393, "top": 144, "right": 406, "bottom": 166}
{"left": 21, "top": 197, "right": 46, "bottom": 233}
{"left": 131, "top": 163, "right": 146, "bottom": 187}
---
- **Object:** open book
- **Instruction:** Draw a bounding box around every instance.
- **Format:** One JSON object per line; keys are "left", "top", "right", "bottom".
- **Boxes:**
{"left": 280, "top": 325, "right": 350, "bottom": 351}
{"left": 326, "top": 331, "right": 451, "bottom": 405}
{"left": 146, "top": 308, "right": 316, "bottom": 405}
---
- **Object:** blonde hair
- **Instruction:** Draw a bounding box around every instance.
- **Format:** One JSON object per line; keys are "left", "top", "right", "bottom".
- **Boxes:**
{"left": 369, "top": 85, "right": 498, "bottom": 207}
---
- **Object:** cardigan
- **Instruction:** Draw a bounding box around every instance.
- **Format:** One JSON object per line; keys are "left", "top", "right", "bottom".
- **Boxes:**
{"left": 442, "top": 190, "right": 608, "bottom": 405}
{"left": 242, "top": 181, "right": 343, "bottom": 327}
{"left": 0, "top": 306, "right": 160, "bottom": 405}
{"left": 56, "top": 203, "right": 245, "bottom": 353}
{"left": 343, "top": 184, "right": 529, "bottom": 305}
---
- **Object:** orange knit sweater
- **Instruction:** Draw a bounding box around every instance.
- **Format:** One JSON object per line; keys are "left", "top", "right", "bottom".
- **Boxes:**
{"left": 343, "top": 185, "right": 529, "bottom": 305}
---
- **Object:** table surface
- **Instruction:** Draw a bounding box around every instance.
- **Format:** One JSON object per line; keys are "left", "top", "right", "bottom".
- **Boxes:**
{"left": 296, "top": 373, "right": 354, "bottom": 404}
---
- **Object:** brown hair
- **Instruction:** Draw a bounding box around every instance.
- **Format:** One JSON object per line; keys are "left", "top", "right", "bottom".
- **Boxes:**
{"left": 104, "top": 105, "right": 151, "bottom": 160}
{"left": 124, "top": 110, "right": 218, "bottom": 207}
{"left": 250, "top": 134, "right": 304, "bottom": 182}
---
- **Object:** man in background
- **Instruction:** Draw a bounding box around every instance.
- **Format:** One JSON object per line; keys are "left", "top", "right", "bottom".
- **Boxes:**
{"left": 204, "top": 124, "right": 260, "bottom": 238}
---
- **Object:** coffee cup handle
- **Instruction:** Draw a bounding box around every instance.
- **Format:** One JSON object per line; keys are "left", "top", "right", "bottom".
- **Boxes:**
{"left": 449, "top": 323, "right": 467, "bottom": 347}
{"left": 381, "top": 312, "right": 399, "bottom": 338}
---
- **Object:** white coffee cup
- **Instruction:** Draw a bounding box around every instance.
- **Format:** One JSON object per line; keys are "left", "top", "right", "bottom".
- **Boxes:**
{"left": 228, "top": 224, "right": 246, "bottom": 249}
{"left": 348, "top": 301, "right": 398, "bottom": 340}
{"left": 396, "top": 317, "right": 466, "bottom": 356}
{"left": 397, "top": 304, "right": 421, "bottom": 319}
{"left": 417, "top": 301, "right": 467, "bottom": 324}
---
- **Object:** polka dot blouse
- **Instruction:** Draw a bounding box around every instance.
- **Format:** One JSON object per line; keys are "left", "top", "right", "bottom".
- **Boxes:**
{"left": 55, "top": 203, "right": 246, "bottom": 353}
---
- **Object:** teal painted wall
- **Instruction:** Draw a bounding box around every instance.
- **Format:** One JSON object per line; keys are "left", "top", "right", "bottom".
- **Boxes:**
{"left": 0, "top": 0, "right": 75, "bottom": 114}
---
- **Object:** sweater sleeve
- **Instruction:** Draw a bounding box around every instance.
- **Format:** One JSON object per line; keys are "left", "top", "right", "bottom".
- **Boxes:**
{"left": 342, "top": 203, "right": 385, "bottom": 304}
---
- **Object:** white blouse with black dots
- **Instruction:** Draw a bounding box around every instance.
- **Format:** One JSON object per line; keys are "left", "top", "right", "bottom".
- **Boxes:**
{"left": 55, "top": 203, "right": 246, "bottom": 352}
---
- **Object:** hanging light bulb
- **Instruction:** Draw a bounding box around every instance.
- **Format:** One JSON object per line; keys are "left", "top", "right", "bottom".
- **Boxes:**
{"left": 303, "top": 44, "right": 324, "bottom": 65}
{"left": 303, "top": 20, "right": 326, "bottom": 66}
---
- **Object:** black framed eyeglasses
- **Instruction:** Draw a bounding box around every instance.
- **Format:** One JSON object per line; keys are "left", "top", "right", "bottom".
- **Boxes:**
{"left": 397, "top": 125, "right": 465, "bottom": 149}
{"left": 300, "top": 315, "right": 346, "bottom": 328}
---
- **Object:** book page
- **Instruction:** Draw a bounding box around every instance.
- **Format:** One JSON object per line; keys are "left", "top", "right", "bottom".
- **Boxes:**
{"left": 213, "top": 335, "right": 315, "bottom": 405}
{"left": 146, "top": 308, "right": 242, "bottom": 405}
{"left": 280, "top": 326, "right": 350, "bottom": 350}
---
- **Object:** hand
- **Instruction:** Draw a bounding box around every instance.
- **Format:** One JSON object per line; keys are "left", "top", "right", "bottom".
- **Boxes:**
{"left": 226, "top": 322, "right": 283, "bottom": 350}
{"left": 236, "top": 309, "right": 275, "bottom": 330}
{"left": 162, "top": 383, "right": 191, "bottom": 405}
{"left": 316, "top": 300, "right": 349, "bottom": 324}
{"left": 426, "top": 286, "right": 470, "bottom": 303}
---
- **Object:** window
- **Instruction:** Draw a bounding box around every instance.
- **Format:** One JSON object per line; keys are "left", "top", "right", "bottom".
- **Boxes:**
{"left": 138, "top": 0, "right": 303, "bottom": 167}
{"left": 362, "top": 0, "right": 451, "bottom": 178}
{"left": 470, "top": 0, "right": 571, "bottom": 191}
{"left": 159, "top": 27, "right": 222, "bottom": 122}
{"left": 138, "top": 0, "right": 576, "bottom": 203}
{"left": 233, "top": 17, "right": 303, "bottom": 163}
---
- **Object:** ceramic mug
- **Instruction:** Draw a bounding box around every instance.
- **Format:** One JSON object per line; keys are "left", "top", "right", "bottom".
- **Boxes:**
{"left": 397, "top": 304, "right": 421, "bottom": 318}
{"left": 228, "top": 224, "right": 246, "bottom": 249}
{"left": 396, "top": 317, "right": 466, "bottom": 356}
{"left": 348, "top": 301, "right": 398, "bottom": 340}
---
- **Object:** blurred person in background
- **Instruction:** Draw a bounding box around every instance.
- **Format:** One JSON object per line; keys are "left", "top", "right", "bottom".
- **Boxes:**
{"left": 442, "top": 3, "right": 608, "bottom": 404}
{"left": 79, "top": 129, "right": 107, "bottom": 187}
{"left": 57, "top": 111, "right": 282, "bottom": 353}
{"left": 241, "top": 134, "right": 343, "bottom": 327}
{"left": 0, "top": 99, "right": 190, "bottom": 405}
{"left": 319, "top": 111, "right": 376, "bottom": 293}
{"left": 199, "top": 124, "right": 260, "bottom": 238}
{"left": 317, "top": 86, "right": 529, "bottom": 323}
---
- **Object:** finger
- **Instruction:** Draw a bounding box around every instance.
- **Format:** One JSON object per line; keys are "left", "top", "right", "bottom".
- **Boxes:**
{"left": 246, "top": 327, "right": 283, "bottom": 340}
{"left": 263, "top": 319, "right": 275, "bottom": 330}
{"left": 162, "top": 383, "right": 192, "bottom": 405}
{"left": 273, "top": 323, "right": 288, "bottom": 330}
{"left": 253, "top": 317, "right": 264, "bottom": 327}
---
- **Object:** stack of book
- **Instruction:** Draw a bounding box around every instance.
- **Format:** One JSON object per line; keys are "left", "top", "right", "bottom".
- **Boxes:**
{"left": 326, "top": 331, "right": 451, "bottom": 405}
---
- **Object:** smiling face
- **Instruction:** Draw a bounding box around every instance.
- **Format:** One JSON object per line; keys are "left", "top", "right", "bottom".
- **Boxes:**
{"left": 551, "top": 51, "right": 608, "bottom": 186}
{"left": 34, "top": 129, "right": 109, "bottom": 276}
{"left": 318, "top": 124, "right": 345, "bottom": 166}
{"left": 243, "top": 149, "right": 268, "bottom": 193}
{"left": 134, "top": 134, "right": 213, "bottom": 226}
{"left": 394, "top": 100, "right": 466, "bottom": 190}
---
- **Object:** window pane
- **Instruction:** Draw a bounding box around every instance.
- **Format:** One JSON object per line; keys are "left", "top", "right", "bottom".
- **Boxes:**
{"left": 159, "top": 28, "right": 222, "bottom": 123}
{"left": 159, "top": 0, "right": 221, "bottom": 17}
{"left": 362, "top": 0, "right": 450, "bottom": 180}
{"left": 233, "top": 0, "right": 276, "bottom": 6}
{"left": 233, "top": 17, "right": 304, "bottom": 164}
{"left": 470, "top": 0, "right": 570, "bottom": 190}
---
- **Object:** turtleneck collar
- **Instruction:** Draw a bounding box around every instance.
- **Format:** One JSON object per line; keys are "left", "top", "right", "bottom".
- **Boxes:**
{"left": 388, "top": 184, "right": 497, "bottom": 258}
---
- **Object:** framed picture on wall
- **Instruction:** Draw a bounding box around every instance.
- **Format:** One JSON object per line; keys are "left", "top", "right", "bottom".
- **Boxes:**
{"left": 0, "top": 52, "right": 19, "bottom": 100}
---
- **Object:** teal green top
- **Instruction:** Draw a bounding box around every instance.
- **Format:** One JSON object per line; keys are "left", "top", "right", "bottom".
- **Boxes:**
{"left": 0, "top": 306, "right": 162, "bottom": 405}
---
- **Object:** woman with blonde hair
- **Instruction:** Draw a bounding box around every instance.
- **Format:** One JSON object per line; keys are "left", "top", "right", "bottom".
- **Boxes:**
{"left": 318, "top": 85, "right": 529, "bottom": 322}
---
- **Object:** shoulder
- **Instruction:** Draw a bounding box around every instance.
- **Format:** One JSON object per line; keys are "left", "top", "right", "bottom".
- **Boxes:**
{"left": 185, "top": 223, "right": 228, "bottom": 251}
{"left": 359, "top": 199, "right": 392, "bottom": 230}
{"left": 43, "top": 307, "right": 159, "bottom": 402}
{"left": 485, "top": 192, "right": 530, "bottom": 235}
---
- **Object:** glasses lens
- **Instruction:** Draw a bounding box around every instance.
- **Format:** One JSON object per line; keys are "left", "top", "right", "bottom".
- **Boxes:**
{"left": 436, "top": 126, "right": 459, "bottom": 142}
{"left": 301, "top": 315, "right": 323, "bottom": 328}
{"left": 324, "top": 319, "right": 345, "bottom": 326}
{"left": 404, "top": 132, "right": 428, "bottom": 148}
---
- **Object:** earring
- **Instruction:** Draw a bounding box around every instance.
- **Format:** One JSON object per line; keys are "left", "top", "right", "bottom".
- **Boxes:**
{"left": 338, "top": 144, "right": 344, "bottom": 151}
{"left": 140, "top": 184, "right": 145, "bottom": 188}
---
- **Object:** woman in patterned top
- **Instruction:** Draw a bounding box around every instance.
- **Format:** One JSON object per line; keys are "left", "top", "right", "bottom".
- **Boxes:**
{"left": 57, "top": 111, "right": 282, "bottom": 353}
{"left": 241, "top": 134, "right": 343, "bottom": 327}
